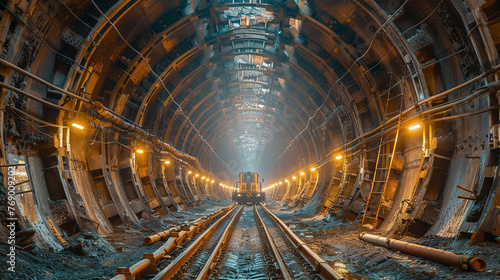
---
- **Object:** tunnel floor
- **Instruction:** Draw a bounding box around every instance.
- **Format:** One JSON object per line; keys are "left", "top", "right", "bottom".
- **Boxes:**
{"left": 3, "top": 201, "right": 499, "bottom": 280}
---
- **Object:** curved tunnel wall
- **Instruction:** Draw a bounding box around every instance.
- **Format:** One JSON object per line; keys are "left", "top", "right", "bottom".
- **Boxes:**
{"left": 0, "top": 0, "right": 499, "bottom": 249}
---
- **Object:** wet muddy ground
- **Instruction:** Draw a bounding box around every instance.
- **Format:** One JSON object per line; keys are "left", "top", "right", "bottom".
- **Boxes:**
{"left": 0, "top": 202, "right": 227, "bottom": 280}
{"left": 268, "top": 201, "right": 500, "bottom": 280}
{"left": 2, "top": 199, "right": 499, "bottom": 280}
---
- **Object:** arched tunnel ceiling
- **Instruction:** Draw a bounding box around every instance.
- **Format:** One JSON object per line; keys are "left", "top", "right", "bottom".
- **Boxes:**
{"left": 68, "top": 0, "right": 496, "bottom": 178}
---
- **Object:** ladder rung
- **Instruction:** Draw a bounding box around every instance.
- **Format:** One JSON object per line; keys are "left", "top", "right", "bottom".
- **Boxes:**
{"left": 388, "top": 94, "right": 403, "bottom": 100}
{"left": 376, "top": 167, "right": 390, "bottom": 170}
{"left": 373, "top": 180, "right": 386, "bottom": 183}
{"left": 364, "top": 216, "right": 378, "bottom": 220}
{"left": 382, "top": 137, "right": 397, "bottom": 143}
{"left": 386, "top": 110, "right": 401, "bottom": 115}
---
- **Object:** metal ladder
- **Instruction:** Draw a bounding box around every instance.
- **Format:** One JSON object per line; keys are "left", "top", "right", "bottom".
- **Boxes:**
{"left": 206, "top": 183, "right": 216, "bottom": 199}
{"left": 327, "top": 119, "right": 355, "bottom": 214}
{"left": 361, "top": 77, "right": 405, "bottom": 227}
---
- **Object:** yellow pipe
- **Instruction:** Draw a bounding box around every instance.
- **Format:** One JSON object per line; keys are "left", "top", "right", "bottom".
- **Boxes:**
{"left": 359, "top": 233, "right": 486, "bottom": 272}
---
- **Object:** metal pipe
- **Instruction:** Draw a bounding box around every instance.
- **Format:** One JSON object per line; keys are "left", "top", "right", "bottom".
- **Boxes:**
{"left": 0, "top": 163, "right": 26, "bottom": 167}
{"left": 0, "top": 82, "right": 85, "bottom": 115}
{"left": 0, "top": 58, "right": 90, "bottom": 103}
{"left": 457, "top": 195, "right": 476, "bottom": 200}
{"left": 144, "top": 226, "right": 181, "bottom": 245}
{"left": 417, "top": 64, "right": 500, "bottom": 107}
{"left": 143, "top": 206, "right": 229, "bottom": 245}
{"left": 92, "top": 101, "right": 208, "bottom": 174}
{"left": 1, "top": 59, "right": 231, "bottom": 177}
{"left": 1, "top": 56, "right": 221, "bottom": 176}
{"left": 323, "top": 81, "right": 500, "bottom": 161}
{"left": 456, "top": 185, "right": 478, "bottom": 199}
{"left": 359, "top": 233, "right": 486, "bottom": 272}
{"left": 425, "top": 105, "right": 499, "bottom": 124}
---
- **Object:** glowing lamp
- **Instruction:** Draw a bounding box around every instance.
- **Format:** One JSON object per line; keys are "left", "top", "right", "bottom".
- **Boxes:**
{"left": 409, "top": 123, "right": 422, "bottom": 130}
{"left": 71, "top": 123, "right": 84, "bottom": 130}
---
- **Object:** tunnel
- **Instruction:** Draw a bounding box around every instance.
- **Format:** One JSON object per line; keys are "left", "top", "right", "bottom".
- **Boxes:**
{"left": 0, "top": 0, "right": 499, "bottom": 279}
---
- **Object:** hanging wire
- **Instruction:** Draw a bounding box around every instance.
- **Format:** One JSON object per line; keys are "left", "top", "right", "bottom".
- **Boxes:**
{"left": 0, "top": 2, "right": 92, "bottom": 75}
{"left": 277, "top": 0, "right": 451, "bottom": 158}
{"left": 89, "top": 0, "right": 233, "bottom": 172}
{"left": 56, "top": 0, "right": 143, "bottom": 110}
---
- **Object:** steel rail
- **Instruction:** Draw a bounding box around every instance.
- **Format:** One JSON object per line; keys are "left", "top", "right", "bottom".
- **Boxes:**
{"left": 260, "top": 204, "right": 346, "bottom": 280}
{"left": 152, "top": 205, "right": 242, "bottom": 280}
{"left": 254, "top": 205, "right": 293, "bottom": 280}
{"left": 195, "top": 206, "right": 245, "bottom": 280}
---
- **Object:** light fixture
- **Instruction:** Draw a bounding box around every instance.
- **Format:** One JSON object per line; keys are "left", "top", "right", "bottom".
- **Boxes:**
{"left": 188, "top": 171, "right": 192, "bottom": 174}
{"left": 285, "top": 179, "right": 289, "bottom": 182}
{"left": 136, "top": 149, "right": 144, "bottom": 154}
{"left": 164, "top": 160, "right": 170, "bottom": 164}
{"left": 71, "top": 123, "right": 84, "bottom": 130}
{"left": 195, "top": 174, "right": 199, "bottom": 177}
{"left": 206, "top": 178, "right": 209, "bottom": 181}
{"left": 202, "top": 176, "right": 205, "bottom": 179}
{"left": 409, "top": 123, "right": 422, "bottom": 130}
{"left": 211, "top": 180, "right": 214, "bottom": 183}
{"left": 300, "top": 172, "right": 305, "bottom": 175}
{"left": 292, "top": 176, "right": 297, "bottom": 180}
{"left": 279, "top": 182, "right": 282, "bottom": 184}
{"left": 310, "top": 167, "right": 316, "bottom": 171}
{"left": 335, "top": 155, "right": 343, "bottom": 160}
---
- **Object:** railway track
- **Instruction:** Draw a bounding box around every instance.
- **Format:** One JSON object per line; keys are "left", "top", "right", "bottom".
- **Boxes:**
{"left": 114, "top": 204, "right": 344, "bottom": 280}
